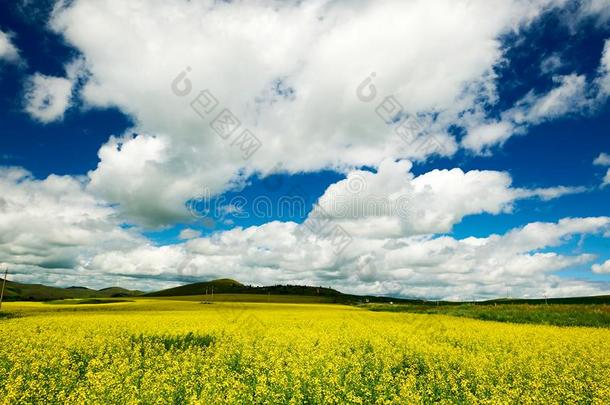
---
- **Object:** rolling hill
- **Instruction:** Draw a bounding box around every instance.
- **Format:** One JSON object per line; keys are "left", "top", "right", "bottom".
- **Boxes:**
{"left": 145, "top": 278, "right": 249, "bottom": 296}
{"left": 145, "top": 279, "right": 610, "bottom": 305}
{"left": 0, "top": 279, "right": 143, "bottom": 301}
{"left": 4, "top": 276, "right": 610, "bottom": 306}
{"left": 145, "top": 278, "right": 416, "bottom": 304}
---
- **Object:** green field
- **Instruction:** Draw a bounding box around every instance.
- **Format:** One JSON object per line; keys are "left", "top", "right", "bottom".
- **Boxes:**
{"left": 365, "top": 303, "right": 610, "bottom": 328}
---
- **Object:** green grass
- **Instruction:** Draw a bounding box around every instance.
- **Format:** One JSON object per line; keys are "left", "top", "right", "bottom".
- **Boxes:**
{"left": 365, "top": 303, "right": 610, "bottom": 328}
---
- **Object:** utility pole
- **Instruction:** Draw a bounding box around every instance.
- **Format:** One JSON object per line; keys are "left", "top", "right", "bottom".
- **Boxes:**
{"left": 0, "top": 266, "right": 8, "bottom": 311}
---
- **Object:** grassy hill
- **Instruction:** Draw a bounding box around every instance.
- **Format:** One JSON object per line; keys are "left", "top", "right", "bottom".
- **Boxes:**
{"left": 2, "top": 277, "right": 410, "bottom": 304}
{"left": 0, "top": 279, "right": 143, "bottom": 301}
{"left": 97, "top": 287, "right": 144, "bottom": 297}
{"left": 5, "top": 276, "right": 610, "bottom": 308}
{"left": 146, "top": 278, "right": 417, "bottom": 304}
{"left": 145, "top": 278, "right": 344, "bottom": 297}
{"left": 146, "top": 278, "right": 247, "bottom": 297}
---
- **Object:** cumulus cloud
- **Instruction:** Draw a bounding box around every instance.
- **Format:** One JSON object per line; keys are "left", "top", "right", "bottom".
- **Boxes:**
{"left": 314, "top": 159, "right": 586, "bottom": 238}
{"left": 2, "top": 160, "right": 600, "bottom": 298}
{"left": 82, "top": 216, "right": 610, "bottom": 300}
{"left": 0, "top": 30, "right": 20, "bottom": 62}
{"left": 461, "top": 121, "right": 516, "bottom": 154}
{"left": 179, "top": 228, "right": 201, "bottom": 240}
{"left": 4, "top": 0, "right": 609, "bottom": 298}
{"left": 23, "top": 58, "right": 87, "bottom": 123}
{"left": 46, "top": 0, "right": 572, "bottom": 226}
{"left": 592, "top": 259, "right": 610, "bottom": 274}
{"left": 24, "top": 74, "right": 73, "bottom": 123}
{"left": 0, "top": 167, "right": 145, "bottom": 285}
{"left": 594, "top": 152, "right": 610, "bottom": 166}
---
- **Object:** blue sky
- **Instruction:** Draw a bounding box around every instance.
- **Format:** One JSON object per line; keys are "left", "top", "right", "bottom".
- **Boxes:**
{"left": 0, "top": 0, "right": 609, "bottom": 299}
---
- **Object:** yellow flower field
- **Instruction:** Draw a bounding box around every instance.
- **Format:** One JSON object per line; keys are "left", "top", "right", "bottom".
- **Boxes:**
{"left": 1, "top": 299, "right": 609, "bottom": 404}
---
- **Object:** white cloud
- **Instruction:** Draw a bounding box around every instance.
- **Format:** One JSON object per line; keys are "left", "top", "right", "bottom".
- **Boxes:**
{"left": 540, "top": 53, "right": 563, "bottom": 74}
{"left": 2, "top": 160, "right": 601, "bottom": 298}
{"left": 315, "top": 159, "right": 586, "bottom": 238}
{"left": 603, "top": 169, "right": 610, "bottom": 187}
{"left": 87, "top": 244, "right": 187, "bottom": 280}
{"left": 592, "top": 259, "right": 610, "bottom": 274}
{"left": 594, "top": 152, "right": 610, "bottom": 166}
{"left": 463, "top": 37, "right": 610, "bottom": 154}
{"left": 576, "top": 0, "right": 610, "bottom": 26}
{"left": 82, "top": 215, "right": 610, "bottom": 300}
{"left": 0, "top": 167, "right": 143, "bottom": 283}
{"left": 598, "top": 39, "right": 610, "bottom": 97}
{"left": 48, "top": 0, "right": 569, "bottom": 226}
{"left": 179, "top": 228, "right": 201, "bottom": 240}
{"left": 510, "top": 74, "right": 591, "bottom": 125}
{"left": 463, "top": 67, "right": 610, "bottom": 154}
{"left": 517, "top": 185, "right": 588, "bottom": 201}
{"left": 461, "top": 121, "right": 515, "bottom": 154}
{"left": 24, "top": 74, "right": 73, "bottom": 123}
{"left": 23, "top": 58, "right": 87, "bottom": 123}
{"left": 0, "top": 30, "right": 20, "bottom": 63}
{"left": 5, "top": 1, "right": 608, "bottom": 298}
{"left": 593, "top": 153, "right": 610, "bottom": 187}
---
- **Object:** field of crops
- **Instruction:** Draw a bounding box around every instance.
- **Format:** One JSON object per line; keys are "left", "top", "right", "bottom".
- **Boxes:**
{"left": 1, "top": 299, "right": 610, "bottom": 404}
{"left": 366, "top": 303, "right": 610, "bottom": 328}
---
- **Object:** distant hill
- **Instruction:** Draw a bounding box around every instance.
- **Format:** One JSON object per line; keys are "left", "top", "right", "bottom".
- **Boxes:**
{"left": 146, "top": 278, "right": 610, "bottom": 305}
{"left": 0, "top": 279, "right": 143, "bottom": 301}
{"left": 146, "top": 278, "right": 347, "bottom": 297}
{"left": 479, "top": 295, "right": 610, "bottom": 305}
{"left": 145, "top": 278, "right": 247, "bottom": 297}
{"left": 5, "top": 277, "right": 609, "bottom": 305}
{"left": 146, "top": 278, "right": 415, "bottom": 304}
